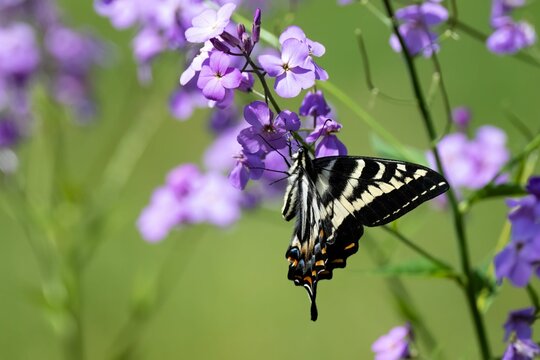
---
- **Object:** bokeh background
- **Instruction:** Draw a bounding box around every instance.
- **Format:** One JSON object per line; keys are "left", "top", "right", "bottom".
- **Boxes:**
{"left": 1, "top": 1, "right": 540, "bottom": 359}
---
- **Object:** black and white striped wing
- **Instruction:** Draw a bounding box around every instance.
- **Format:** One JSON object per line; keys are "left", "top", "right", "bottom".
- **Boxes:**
{"left": 282, "top": 153, "right": 448, "bottom": 321}
{"left": 313, "top": 156, "right": 449, "bottom": 227}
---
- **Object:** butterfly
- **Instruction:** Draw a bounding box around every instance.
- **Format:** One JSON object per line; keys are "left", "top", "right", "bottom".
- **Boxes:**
{"left": 281, "top": 147, "right": 449, "bottom": 321}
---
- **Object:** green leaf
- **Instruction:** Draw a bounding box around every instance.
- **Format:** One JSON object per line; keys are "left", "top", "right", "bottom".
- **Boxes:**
{"left": 464, "top": 183, "right": 527, "bottom": 210}
{"left": 472, "top": 266, "right": 499, "bottom": 313}
{"left": 370, "top": 134, "right": 427, "bottom": 165}
{"left": 370, "top": 258, "right": 457, "bottom": 279}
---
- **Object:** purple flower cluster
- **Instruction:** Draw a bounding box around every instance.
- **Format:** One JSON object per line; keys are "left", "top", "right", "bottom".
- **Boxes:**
{"left": 371, "top": 324, "right": 413, "bottom": 360}
{"left": 136, "top": 5, "right": 337, "bottom": 240}
{"left": 230, "top": 90, "right": 346, "bottom": 190}
{"left": 501, "top": 307, "right": 540, "bottom": 360}
{"left": 137, "top": 164, "right": 243, "bottom": 242}
{"left": 495, "top": 176, "right": 540, "bottom": 287}
{"left": 486, "top": 0, "right": 536, "bottom": 54}
{"left": 0, "top": 0, "right": 103, "bottom": 173}
{"left": 427, "top": 121, "right": 509, "bottom": 191}
{"left": 390, "top": 0, "right": 449, "bottom": 57}
{"left": 487, "top": 0, "right": 536, "bottom": 54}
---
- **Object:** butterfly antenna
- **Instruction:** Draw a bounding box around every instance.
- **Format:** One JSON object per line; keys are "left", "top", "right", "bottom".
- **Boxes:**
{"left": 248, "top": 166, "right": 288, "bottom": 175}
{"left": 312, "top": 118, "right": 333, "bottom": 145}
{"left": 268, "top": 176, "right": 289, "bottom": 186}
{"left": 256, "top": 134, "right": 291, "bottom": 167}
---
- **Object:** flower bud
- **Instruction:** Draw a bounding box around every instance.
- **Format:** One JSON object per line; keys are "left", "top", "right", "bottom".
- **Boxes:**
{"left": 210, "top": 38, "right": 230, "bottom": 53}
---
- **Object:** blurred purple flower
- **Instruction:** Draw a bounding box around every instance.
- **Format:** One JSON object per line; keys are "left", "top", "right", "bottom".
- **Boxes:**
{"left": 306, "top": 118, "right": 347, "bottom": 157}
{"left": 279, "top": 25, "right": 328, "bottom": 81}
{"left": 45, "top": 26, "right": 103, "bottom": 74}
{"left": 527, "top": 177, "right": 540, "bottom": 198}
{"left": 258, "top": 38, "right": 315, "bottom": 98}
{"left": 197, "top": 51, "right": 242, "bottom": 101}
{"left": 237, "top": 101, "right": 288, "bottom": 154}
{"left": 372, "top": 324, "right": 413, "bottom": 360}
{"left": 427, "top": 125, "right": 509, "bottom": 190}
{"left": 504, "top": 307, "right": 536, "bottom": 341}
{"left": 185, "top": 3, "right": 236, "bottom": 43}
{"left": 0, "top": 22, "right": 40, "bottom": 82}
{"left": 299, "top": 90, "right": 331, "bottom": 118}
{"left": 184, "top": 171, "right": 242, "bottom": 227}
{"left": 503, "top": 339, "right": 540, "bottom": 360}
{"left": 94, "top": 0, "right": 144, "bottom": 29}
{"left": 495, "top": 178, "right": 540, "bottom": 287}
{"left": 487, "top": 19, "right": 536, "bottom": 55}
{"left": 137, "top": 186, "right": 188, "bottom": 243}
{"left": 229, "top": 151, "right": 265, "bottom": 189}
{"left": 169, "top": 82, "right": 208, "bottom": 121}
{"left": 133, "top": 26, "right": 166, "bottom": 66}
{"left": 452, "top": 106, "right": 471, "bottom": 130}
{"left": 0, "top": 118, "right": 20, "bottom": 148}
{"left": 204, "top": 126, "right": 243, "bottom": 172}
{"left": 138, "top": 163, "right": 243, "bottom": 241}
{"left": 389, "top": 2, "right": 449, "bottom": 57}
{"left": 208, "top": 106, "right": 238, "bottom": 133}
{"left": 491, "top": 0, "right": 527, "bottom": 27}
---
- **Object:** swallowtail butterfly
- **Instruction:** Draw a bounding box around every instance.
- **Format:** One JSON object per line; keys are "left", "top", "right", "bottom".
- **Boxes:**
{"left": 282, "top": 147, "right": 449, "bottom": 321}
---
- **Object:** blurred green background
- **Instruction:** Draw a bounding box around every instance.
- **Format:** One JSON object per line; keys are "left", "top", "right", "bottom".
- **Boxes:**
{"left": 1, "top": 1, "right": 540, "bottom": 359}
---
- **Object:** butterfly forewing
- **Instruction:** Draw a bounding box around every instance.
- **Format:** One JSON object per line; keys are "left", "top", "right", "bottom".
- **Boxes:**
{"left": 281, "top": 149, "right": 449, "bottom": 321}
{"left": 313, "top": 156, "right": 449, "bottom": 227}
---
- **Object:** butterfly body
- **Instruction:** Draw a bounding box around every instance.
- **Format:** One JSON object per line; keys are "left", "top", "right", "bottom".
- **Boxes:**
{"left": 281, "top": 148, "right": 449, "bottom": 321}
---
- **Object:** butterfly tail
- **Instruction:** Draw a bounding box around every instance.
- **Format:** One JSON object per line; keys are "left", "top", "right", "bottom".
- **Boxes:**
{"left": 303, "top": 281, "right": 318, "bottom": 321}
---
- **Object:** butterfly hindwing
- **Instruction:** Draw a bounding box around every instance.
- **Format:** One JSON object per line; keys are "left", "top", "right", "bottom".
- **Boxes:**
{"left": 282, "top": 149, "right": 449, "bottom": 321}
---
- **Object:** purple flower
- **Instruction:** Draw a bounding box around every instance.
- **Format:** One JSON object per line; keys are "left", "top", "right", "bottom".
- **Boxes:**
{"left": 427, "top": 125, "right": 509, "bottom": 190}
{"left": 258, "top": 38, "right": 315, "bottom": 98}
{"left": 389, "top": 2, "right": 449, "bottom": 57}
{"left": 185, "top": 3, "right": 236, "bottom": 43}
{"left": 371, "top": 324, "right": 413, "bottom": 360}
{"left": 491, "top": 0, "right": 527, "bottom": 27}
{"left": 306, "top": 118, "right": 347, "bottom": 157}
{"left": 503, "top": 339, "right": 540, "bottom": 360}
{"left": 275, "top": 110, "right": 301, "bottom": 131}
{"left": 229, "top": 151, "right": 265, "bottom": 189}
{"left": 487, "top": 20, "right": 536, "bottom": 55}
{"left": 452, "top": 106, "right": 471, "bottom": 130}
{"left": 237, "top": 101, "right": 288, "bottom": 154}
{"left": 299, "top": 90, "right": 331, "bottom": 118}
{"left": 94, "top": 0, "right": 143, "bottom": 29}
{"left": 278, "top": 26, "right": 328, "bottom": 81}
{"left": 495, "top": 192, "right": 540, "bottom": 287}
{"left": 526, "top": 176, "right": 540, "bottom": 198}
{"left": 0, "top": 118, "right": 20, "bottom": 148}
{"left": 137, "top": 163, "right": 243, "bottom": 241}
{"left": 180, "top": 41, "right": 214, "bottom": 86}
{"left": 0, "top": 22, "right": 40, "bottom": 82}
{"left": 184, "top": 171, "right": 242, "bottom": 227}
{"left": 45, "top": 26, "right": 103, "bottom": 74}
{"left": 504, "top": 307, "right": 536, "bottom": 341}
{"left": 204, "top": 126, "right": 243, "bottom": 172}
{"left": 169, "top": 81, "right": 207, "bottom": 121}
{"left": 137, "top": 186, "right": 187, "bottom": 243}
{"left": 197, "top": 51, "right": 242, "bottom": 101}
{"left": 132, "top": 26, "right": 166, "bottom": 66}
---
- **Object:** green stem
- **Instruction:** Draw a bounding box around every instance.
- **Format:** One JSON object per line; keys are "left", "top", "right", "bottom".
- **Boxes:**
{"left": 430, "top": 52, "right": 453, "bottom": 136}
{"left": 380, "top": 1, "right": 491, "bottom": 359}
{"left": 363, "top": 236, "right": 440, "bottom": 357}
{"left": 382, "top": 226, "right": 458, "bottom": 277}
{"left": 526, "top": 284, "right": 540, "bottom": 314}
